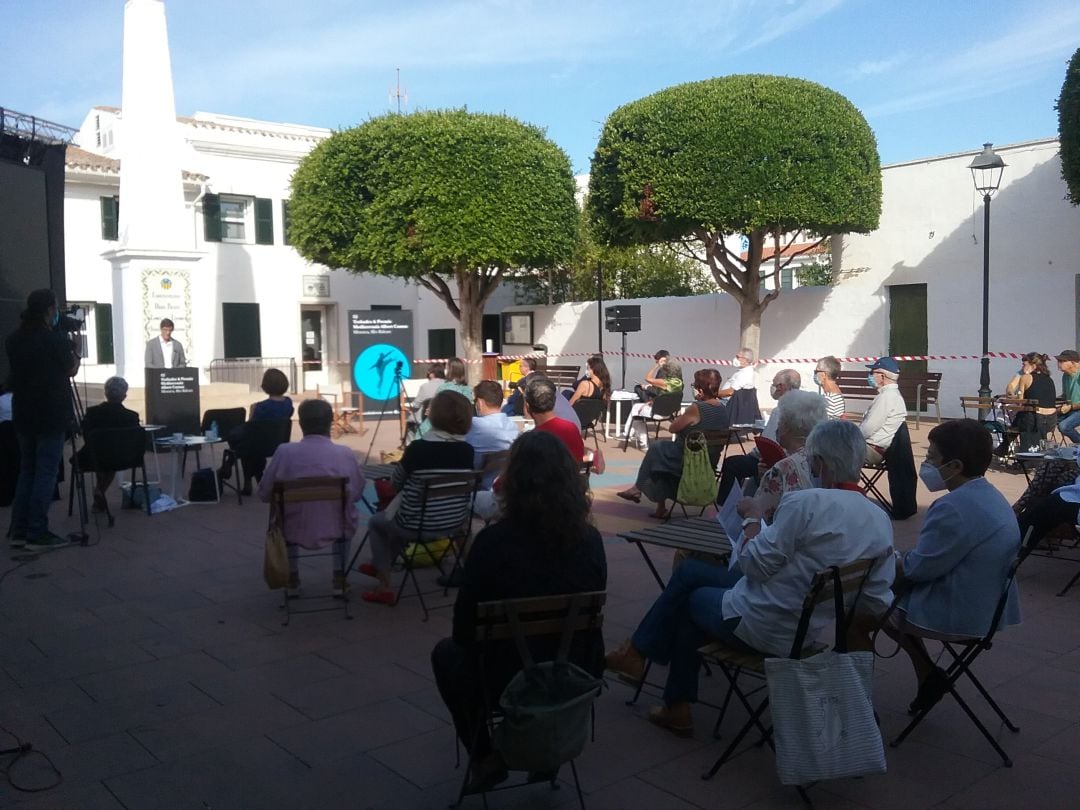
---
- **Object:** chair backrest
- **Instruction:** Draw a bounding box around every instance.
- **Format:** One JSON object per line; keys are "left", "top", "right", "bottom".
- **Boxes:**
{"left": 201, "top": 407, "right": 246, "bottom": 436}
{"left": 572, "top": 398, "right": 606, "bottom": 430}
{"left": 650, "top": 391, "right": 683, "bottom": 419}
{"left": 86, "top": 425, "right": 147, "bottom": 472}
{"left": 246, "top": 418, "right": 292, "bottom": 457}
{"left": 271, "top": 476, "right": 349, "bottom": 537}
{"left": 474, "top": 591, "right": 607, "bottom": 643}
{"left": 402, "top": 470, "right": 478, "bottom": 534}
{"left": 789, "top": 557, "right": 879, "bottom": 657}
{"left": 959, "top": 395, "right": 996, "bottom": 419}
{"left": 727, "top": 387, "right": 761, "bottom": 425}
{"left": 479, "top": 450, "right": 511, "bottom": 479}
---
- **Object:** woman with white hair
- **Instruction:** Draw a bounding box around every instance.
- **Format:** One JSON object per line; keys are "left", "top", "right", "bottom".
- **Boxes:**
{"left": 76, "top": 376, "right": 140, "bottom": 512}
{"left": 606, "top": 419, "right": 895, "bottom": 737}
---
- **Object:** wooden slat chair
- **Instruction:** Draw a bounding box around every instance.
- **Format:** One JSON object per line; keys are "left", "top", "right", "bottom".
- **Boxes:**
{"left": 454, "top": 591, "right": 606, "bottom": 810}
{"left": 997, "top": 396, "right": 1040, "bottom": 457}
{"left": 271, "top": 476, "right": 352, "bottom": 625}
{"left": 889, "top": 543, "right": 1029, "bottom": 767}
{"left": 621, "top": 391, "right": 682, "bottom": 451}
{"left": 698, "top": 557, "right": 879, "bottom": 798}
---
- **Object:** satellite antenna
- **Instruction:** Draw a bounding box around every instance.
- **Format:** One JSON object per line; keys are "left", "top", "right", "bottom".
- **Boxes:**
{"left": 388, "top": 68, "right": 409, "bottom": 114}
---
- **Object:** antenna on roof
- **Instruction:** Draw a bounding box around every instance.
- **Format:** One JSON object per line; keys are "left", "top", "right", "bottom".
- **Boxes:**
{"left": 388, "top": 68, "right": 409, "bottom": 114}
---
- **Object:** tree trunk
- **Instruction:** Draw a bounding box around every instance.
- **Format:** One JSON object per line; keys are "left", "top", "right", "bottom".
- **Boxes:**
{"left": 457, "top": 272, "right": 486, "bottom": 385}
{"left": 738, "top": 296, "right": 762, "bottom": 360}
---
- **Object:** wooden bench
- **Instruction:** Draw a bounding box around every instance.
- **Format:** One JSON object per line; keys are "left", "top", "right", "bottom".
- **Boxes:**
{"left": 835, "top": 370, "right": 942, "bottom": 429}
{"left": 538, "top": 363, "right": 582, "bottom": 391}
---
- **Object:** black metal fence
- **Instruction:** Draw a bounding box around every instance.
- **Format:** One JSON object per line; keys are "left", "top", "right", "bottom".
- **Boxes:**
{"left": 208, "top": 357, "right": 298, "bottom": 393}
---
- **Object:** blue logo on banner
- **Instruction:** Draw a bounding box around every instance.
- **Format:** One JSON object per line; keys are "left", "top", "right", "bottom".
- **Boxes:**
{"left": 354, "top": 344, "right": 411, "bottom": 400}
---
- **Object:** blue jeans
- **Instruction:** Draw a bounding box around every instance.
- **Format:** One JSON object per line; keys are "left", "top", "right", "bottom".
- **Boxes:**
{"left": 631, "top": 558, "right": 754, "bottom": 704}
{"left": 9, "top": 430, "right": 66, "bottom": 539}
{"left": 1060, "top": 410, "right": 1080, "bottom": 444}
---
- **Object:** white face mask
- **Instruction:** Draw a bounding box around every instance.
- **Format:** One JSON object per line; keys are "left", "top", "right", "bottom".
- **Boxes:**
{"left": 732, "top": 356, "right": 743, "bottom": 367}
{"left": 919, "top": 462, "right": 949, "bottom": 492}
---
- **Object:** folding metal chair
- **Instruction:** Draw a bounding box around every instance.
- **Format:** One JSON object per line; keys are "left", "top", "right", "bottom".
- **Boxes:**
{"left": 622, "top": 391, "right": 682, "bottom": 451}
{"left": 889, "top": 549, "right": 1027, "bottom": 766}
{"left": 271, "top": 476, "right": 352, "bottom": 625}
{"left": 348, "top": 470, "right": 477, "bottom": 620}
{"left": 70, "top": 425, "right": 152, "bottom": 526}
{"left": 572, "top": 399, "right": 606, "bottom": 452}
{"left": 860, "top": 459, "right": 890, "bottom": 511}
{"left": 453, "top": 591, "right": 606, "bottom": 810}
{"left": 698, "top": 558, "right": 879, "bottom": 798}
{"left": 182, "top": 407, "right": 246, "bottom": 477}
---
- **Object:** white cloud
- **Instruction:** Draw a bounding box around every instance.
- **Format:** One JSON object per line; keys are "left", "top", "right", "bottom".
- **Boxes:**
{"left": 738, "top": 0, "right": 845, "bottom": 51}
{"left": 849, "top": 52, "right": 910, "bottom": 80}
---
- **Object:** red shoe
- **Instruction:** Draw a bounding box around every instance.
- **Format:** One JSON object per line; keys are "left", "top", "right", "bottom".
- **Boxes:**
{"left": 357, "top": 563, "right": 378, "bottom": 577}
{"left": 362, "top": 589, "right": 397, "bottom": 606}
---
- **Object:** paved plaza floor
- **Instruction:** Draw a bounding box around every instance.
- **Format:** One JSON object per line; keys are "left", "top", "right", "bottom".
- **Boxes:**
{"left": 1, "top": 418, "right": 1079, "bottom": 808}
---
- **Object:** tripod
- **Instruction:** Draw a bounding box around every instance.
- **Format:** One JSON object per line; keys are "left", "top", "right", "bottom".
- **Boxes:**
{"left": 66, "top": 376, "right": 90, "bottom": 545}
{"left": 362, "top": 361, "right": 406, "bottom": 466}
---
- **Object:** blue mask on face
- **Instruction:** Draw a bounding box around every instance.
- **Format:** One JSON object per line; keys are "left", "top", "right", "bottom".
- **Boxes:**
{"left": 51, "top": 310, "right": 60, "bottom": 328}
{"left": 866, "top": 373, "right": 878, "bottom": 390}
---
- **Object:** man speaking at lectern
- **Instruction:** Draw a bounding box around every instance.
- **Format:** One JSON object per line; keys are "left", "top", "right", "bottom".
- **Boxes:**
{"left": 145, "top": 318, "right": 187, "bottom": 368}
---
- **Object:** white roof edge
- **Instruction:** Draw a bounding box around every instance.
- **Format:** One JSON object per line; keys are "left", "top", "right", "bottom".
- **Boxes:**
{"left": 881, "top": 137, "right": 1059, "bottom": 170}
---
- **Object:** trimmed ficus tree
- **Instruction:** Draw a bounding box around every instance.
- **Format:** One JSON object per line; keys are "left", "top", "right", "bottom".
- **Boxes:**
{"left": 1058, "top": 47, "right": 1080, "bottom": 206}
{"left": 587, "top": 74, "right": 882, "bottom": 355}
{"left": 289, "top": 110, "right": 579, "bottom": 378}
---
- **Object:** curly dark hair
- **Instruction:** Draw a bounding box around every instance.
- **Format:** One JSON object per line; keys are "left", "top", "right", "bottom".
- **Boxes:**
{"left": 501, "top": 431, "right": 592, "bottom": 549}
{"left": 587, "top": 355, "right": 612, "bottom": 401}
{"left": 1022, "top": 352, "right": 1050, "bottom": 376}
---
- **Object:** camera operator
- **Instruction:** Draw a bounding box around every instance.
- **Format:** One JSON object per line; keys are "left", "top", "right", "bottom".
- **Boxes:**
{"left": 5, "top": 289, "right": 80, "bottom": 550}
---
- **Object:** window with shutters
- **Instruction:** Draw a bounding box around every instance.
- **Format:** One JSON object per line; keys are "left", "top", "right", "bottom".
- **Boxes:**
{"left": 100, "top": 196, "right": 119, "bottom": 241}
{"left": 220, "top": 195, "right": 250, "bottom": 242}
{"left": 281, "top": 199, "right": 292, "bottom": 246}
{"left": 202, "top": 194, "right": 274, "bottom": 244}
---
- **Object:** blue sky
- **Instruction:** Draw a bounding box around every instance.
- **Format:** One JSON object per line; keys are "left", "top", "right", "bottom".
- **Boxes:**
{"left": 3, "top": 0, "right": 1079, "bottom": 173}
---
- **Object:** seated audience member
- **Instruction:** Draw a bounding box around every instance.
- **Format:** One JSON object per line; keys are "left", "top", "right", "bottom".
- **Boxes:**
{"left": 359, "top": 390, "right": 475, "bottom": 604}
{"left": 605, "top": 420, "right": 894, "bottom": 737}
{"left": 617, "top": 369, "right": 729, "bottom": 518}
{"left": 257, "top": 399, "right": 365, "bottom": 594}
{"left": 466, "top": 380, "right": 519, "bottom": 489}
{"left": 431, "top": 430, "right": 606, "bottom": 792}
{"left": 861, "top": 357, "right": 907, "bottom": 464}
{"left": 76, "top": 376, "right": 140, "bottom": 512}
{"left": 717, "top": 347, "right": 757, "bottom": 399}
{"left": 715, "top": 368, "right": 801, "bottom": 503}
{"left": 996, "top": 352, "right": 1057, "bottom": 455}
{"left": 883, "top": 419, "right": 1021, "bottom": 715}
{"left": 568, "top": 355, "right": 612, "bottom": 406}
{"left": 1018, "top": 469, "right": 1080, "bottom": 553}
{"left": 418, "top": 358, "right": 475, "bottom": 438}
{"left": 741, "top": 389, "right": 827, "bottom": 520}
{"left": 634, "top": 350, "right": 682, "bottom": 402}
{"left": 814, "top": 355, "right": 846, "bottom": 419}
{"left": 410, "top": 363, "right": 447, "bottom": 424}
{"left": 526, "top": 377, "right": 585, "bottom": 462}
{"left": 501, "top": 357, "right": 538, "bottom": 416}
{"left": 1012, "top": 456, "right": 1078, "bottom": 518}
{"left": 1054, "top": 349, "right": 1080, "bottom": 445}
{"left": 229, "top": 367, "right": 295, "bottom": 494}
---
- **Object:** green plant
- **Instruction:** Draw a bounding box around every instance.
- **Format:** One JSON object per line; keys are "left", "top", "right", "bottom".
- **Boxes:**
{"left": 1057, "top": 47, "right": 1080, "bottom": 206}
{"left": 289, "top": 109, "right": 579, "bottom": 375}
{"left": 587, "top": 74, "right": 881, "bottom": 354}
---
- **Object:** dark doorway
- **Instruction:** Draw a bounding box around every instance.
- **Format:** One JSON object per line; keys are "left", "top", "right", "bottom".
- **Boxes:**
{"left": 888, "top": 284, "right": 927, "bottom": 378}
{"left": 301, "top": 308, "right": 323, "bottom": 372}
{"left": 222, "top": 302, "right": 262, "bottom": 358}
{"left": 482, "top": 314, "right": 502, "bottom": 354}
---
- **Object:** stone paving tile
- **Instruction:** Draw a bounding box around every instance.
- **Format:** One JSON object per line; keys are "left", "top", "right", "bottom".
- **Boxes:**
{"left": 271, "top": 666, "right": 432, "bottom": 721}
{"left": 6, "top": 781, "right": 126, "bottom": 809}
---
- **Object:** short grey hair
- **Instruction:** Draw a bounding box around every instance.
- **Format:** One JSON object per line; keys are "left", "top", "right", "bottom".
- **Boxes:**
{"left": 774, "top": 368, "right": 801, "bottom": 391}
{"left": 775, "top": 389, "right": 826, "bottom": 441}
{"left": 739, "top": 347, "right": 755, "bottom": 363}
{"left": 103, "top": 376, "right": 129, "bottom": 403}
{"left": 803, "top": 420, "right": 865, "bottom": 483}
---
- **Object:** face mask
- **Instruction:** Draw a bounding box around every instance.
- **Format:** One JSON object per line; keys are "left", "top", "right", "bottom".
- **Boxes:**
{"left": 919, "top": 462, "right": 948, "bottom": 492}
{"left": 866, "top": 373, "right": 878, "bottom": 390}
{"left": 770, "top": 384, "right": 781, "bottom": 401}
{"left": 51, "top": 310, "right": 60, "bottom": 328}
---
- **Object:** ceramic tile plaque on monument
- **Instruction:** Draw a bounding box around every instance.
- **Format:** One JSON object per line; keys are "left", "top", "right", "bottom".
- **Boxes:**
{"left": 145, "top": 368, "right": 200, "bottom": 436}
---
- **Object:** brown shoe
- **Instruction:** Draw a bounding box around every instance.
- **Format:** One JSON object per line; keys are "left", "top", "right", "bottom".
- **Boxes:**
{"left": 605, "top": 640, "right": 645, "bottom": 683}
{"left": 648, "top": 703, "right": 694, "bottom": 738}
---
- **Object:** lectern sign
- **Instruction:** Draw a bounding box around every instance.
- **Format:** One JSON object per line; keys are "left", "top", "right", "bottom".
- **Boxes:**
{"left": 145, "top": 368, "right": 200, "bottom": 436}
{"left": 348, "top": 310, "right": 413, "bottom": 413}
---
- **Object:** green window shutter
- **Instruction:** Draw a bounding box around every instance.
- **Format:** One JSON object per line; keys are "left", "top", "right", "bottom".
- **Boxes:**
{"left": 255, "top": 197, "right": 274, "bottom": 245}
{"left": 100, "top": 196, "right": 119, "bottom": 241}
{"left": 281, "top": 199, "right": 291, "bottom": 246}
{"left": 781, "top": 267, "right": 793, "bottom": 290}
{"left": 94, "top": 303, "right": 115, "bottom": 364}
{"left": 203, "top": 193, "right": 222, "bottom": 242}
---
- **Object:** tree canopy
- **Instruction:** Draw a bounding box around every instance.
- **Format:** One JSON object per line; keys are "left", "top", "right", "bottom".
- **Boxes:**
{"left": 586, "top": 74, "right": 881, "bottom": 352}
{"left": 289, "top": 109, "right": 579, "bottom": 371}
{"left": 1058, "top": 47, "right": 1080, "bottom": 206}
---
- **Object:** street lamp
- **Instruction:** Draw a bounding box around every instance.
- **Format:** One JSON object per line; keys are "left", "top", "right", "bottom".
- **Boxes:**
{"left": 968, "top": 142, "right": 1006, "bottom": 412}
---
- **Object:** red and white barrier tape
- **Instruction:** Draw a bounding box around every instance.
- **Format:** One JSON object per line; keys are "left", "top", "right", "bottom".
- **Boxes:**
{"left": 408, "top": 351, "right": 1026, "bottom": 366}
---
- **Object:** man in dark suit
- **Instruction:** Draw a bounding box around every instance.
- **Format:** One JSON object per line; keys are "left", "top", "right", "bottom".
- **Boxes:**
{"left": 77, "top": 376, "right": 140, "bottom": 512}
{"left": 144, "top": 318, "right": 187, "bottom": 368}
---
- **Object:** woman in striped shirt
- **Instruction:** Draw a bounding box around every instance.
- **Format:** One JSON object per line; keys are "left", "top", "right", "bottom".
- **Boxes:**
{"left": 814, "top": 355, "right": 846, "bottom": 420}
{"left": 360, "top": 390, "right": 476, "bottom": 604}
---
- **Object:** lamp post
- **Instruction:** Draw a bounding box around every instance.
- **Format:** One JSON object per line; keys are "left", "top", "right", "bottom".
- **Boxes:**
{"left": 968, "top": 142, "right": 1006, "bottom": 417}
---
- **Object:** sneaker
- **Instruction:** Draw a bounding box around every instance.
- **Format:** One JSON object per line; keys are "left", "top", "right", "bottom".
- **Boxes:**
{"left": 8, "top": 535, "right": 26, "bottom": 549}
{"left": 25, "top": 532, "right": 70, "bottom": 551}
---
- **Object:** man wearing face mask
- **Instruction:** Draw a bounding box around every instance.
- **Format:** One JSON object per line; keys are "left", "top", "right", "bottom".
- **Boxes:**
{"left": 860, "top": 357, "right": 908, "bottom": 464}
{"left": 882, "top": 419, "right": 1021, "bottom": 716}
{"left": 5, "top": 289, "right": 80, "bottom": 550}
